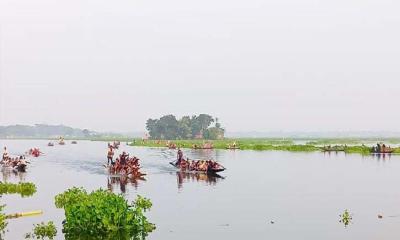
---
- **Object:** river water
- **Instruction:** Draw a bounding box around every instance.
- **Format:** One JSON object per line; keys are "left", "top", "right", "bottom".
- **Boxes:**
{"left": 1, "top": 139, "right": 400, "bottom": 240}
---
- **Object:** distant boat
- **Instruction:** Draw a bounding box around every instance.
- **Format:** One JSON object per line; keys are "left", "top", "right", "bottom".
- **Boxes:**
{"left": 322, "top": 145, "right": 346, "bottom": 152}
{"left": 71, "top": 141, "right": 78, "bottom": 144}
{"left": 48, "top": 142, "right": 54, "bottom": 147}
{"left": 371, "top": 149, "right": 394, "bottom": 154}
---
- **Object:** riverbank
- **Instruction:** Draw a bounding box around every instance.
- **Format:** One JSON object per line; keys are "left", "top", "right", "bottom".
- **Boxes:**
{"left": 128, "top": 139, "right": 400, "bottom": 154}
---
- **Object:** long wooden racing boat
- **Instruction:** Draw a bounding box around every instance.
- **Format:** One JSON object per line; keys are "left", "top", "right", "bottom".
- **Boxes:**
{"left": 170, "top": 161, "right": 225, "bottom": 174}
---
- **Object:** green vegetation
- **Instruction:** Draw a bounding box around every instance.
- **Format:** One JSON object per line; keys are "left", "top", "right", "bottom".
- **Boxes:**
{"left": 306, "top": 139, "right": 364, "bottom": 145}
{"left": 25, "top": 222, "right": 57, "bottom": 240}
{"left": 131, "top": 138, "right": 294, "bottom": 149}
{"left": 130, "top": 138, "right": 400, "bottom": 155}
{"left": 146, "top": 114, "right": 224, "bottom": 140}
{"left": 340, "top": 210, "right": 353, "bottom": 227}
{"left": 55, "top": 187, "right": 155, "bottom": 239}
{"left": 0, "top": 182, "right": 37, "bottom": 239}
{"left": 0, "top": 182, "right": 37, "bottom": 197}
{"left": 0, "top": 205, "right": 7, "bottom": 235}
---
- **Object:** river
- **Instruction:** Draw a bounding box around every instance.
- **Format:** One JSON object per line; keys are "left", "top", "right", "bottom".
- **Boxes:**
{"left": 1, "top": 139, "right": 400, "bottom": 240}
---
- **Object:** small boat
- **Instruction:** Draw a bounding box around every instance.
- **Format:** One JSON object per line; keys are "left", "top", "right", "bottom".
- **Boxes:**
{"left": 71, "top": 141, "right": 78, "bottom": 144}
{"left": 48, "top": 142, "right": 54, "bottom": 147}
{"left": 322, "top": 146, "right": 346, "bottom": 152}
{"left": 226, "top": 146, "right": 240, "bottom": 150}
{"left": 192, "top": 146, "right": 214, "bottom": 150}
{"left": 170, "top": 161, "right": 225, "bottom": 174}
{"left": 371, "top": 149, "right": 394, "bottom": 154}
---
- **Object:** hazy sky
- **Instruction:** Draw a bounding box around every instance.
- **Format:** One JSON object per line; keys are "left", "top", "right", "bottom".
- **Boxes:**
{"left": 0, "top": 0, "right": 399, "bottom": 132}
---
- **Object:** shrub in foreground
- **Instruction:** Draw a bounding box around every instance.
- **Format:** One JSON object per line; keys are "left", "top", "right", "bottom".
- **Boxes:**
{"left": 55, "top": 187, "right": 155, "bottom": 239}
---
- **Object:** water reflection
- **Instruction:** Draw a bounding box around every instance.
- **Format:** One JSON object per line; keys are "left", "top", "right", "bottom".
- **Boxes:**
{"left": 107, "top": 175, "right": 146, "bottom": 194}
{"left": 1, "top": 167, "right": 26, "bottom": 182}
{"left": 372, "top": 153, "right": 391, "bottom": 161}
{"left": 175, "top": 171, "right": 224, "bottom": 189}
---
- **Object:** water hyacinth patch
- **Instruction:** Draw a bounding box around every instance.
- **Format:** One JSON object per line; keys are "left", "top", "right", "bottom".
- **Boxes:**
{"left": 55, "top": 187, "right": 155, "bottom": 239}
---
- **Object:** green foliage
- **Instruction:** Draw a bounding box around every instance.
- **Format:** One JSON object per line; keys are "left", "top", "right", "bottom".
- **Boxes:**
{"left": 25, "top": 221, "right": 57, "bottom": 240}
{"left": 0, "top": 182, "right": 37, "bottom": 197}
{"left": 55, "top": 188, "right": 155, "bottom": 239}
{"left": 339, "top": 210, "right": 353, "bottom": 227}
{"left": 0, "top": 205, "right": 7, "bottom": 235}
{"left": 344, "top": 146, "right": 371, "bottom": 154}
{"left": 204, "top": 127, "right": 224, "bottom": 140}
{"left": 146, "top": 114, "right": 222, "bottom": 140}
{"left": 0, "top": 182, "right": 37, "bottom": 239}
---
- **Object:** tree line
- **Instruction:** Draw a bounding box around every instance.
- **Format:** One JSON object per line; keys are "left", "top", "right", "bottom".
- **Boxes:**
{"left": 146, "top": 114, "right": 224, "bottom": 140}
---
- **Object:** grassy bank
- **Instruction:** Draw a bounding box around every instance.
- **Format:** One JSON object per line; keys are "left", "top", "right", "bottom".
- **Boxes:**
{"left": 130, "top": 139, "right": 320, "bottom": 152}
{"left": 129, "top": 138, "right": 400, "bottom": 155}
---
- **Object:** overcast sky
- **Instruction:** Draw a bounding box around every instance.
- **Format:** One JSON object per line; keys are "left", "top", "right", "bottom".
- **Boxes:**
{"left": 0, "top": 0, "right": 399, "bottom": 132}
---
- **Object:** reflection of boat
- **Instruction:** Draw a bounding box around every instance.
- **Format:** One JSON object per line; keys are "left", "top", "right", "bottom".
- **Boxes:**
{"left": 169, "top": 161, "right": 225, "bottom": 173}
{"left": 107, "top": 175, "right": 145, "bottom": 193}
{"left": 176, "top": 171, "right": 224, "bottom": 188}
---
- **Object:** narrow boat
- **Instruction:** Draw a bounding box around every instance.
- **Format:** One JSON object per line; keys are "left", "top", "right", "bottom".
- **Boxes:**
{"left": 322, "top": 146, "right": 346, "bottom": 152}
{"left": 192, "top": 146, "right": 214, "bottom": 150}
{"left": 169, "top": 161, "right": 225, "bottom": 173}
{"left": 371, "top": 149, "right": 394, "bottom": 154}
{"left": 226, "top": 146, "right": 240, "bottom": 150}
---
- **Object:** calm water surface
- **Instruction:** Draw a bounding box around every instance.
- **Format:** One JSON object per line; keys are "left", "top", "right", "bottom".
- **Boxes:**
{"left": 1, "top": 140, "right": 400, "bottom": 240}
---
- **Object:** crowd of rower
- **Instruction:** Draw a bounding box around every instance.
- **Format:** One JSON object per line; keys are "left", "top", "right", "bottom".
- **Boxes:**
{"left": 27, "top": 148, "right": 42, "bottom": 157}
{"left": 174, "top": 148, "right": 224, "bottom": 172}
{"left": 106, "top": 144, "right": 144, "bottom": 178}
{"left": 371, "top": 143, "right": 393, "bottom": 153}
{"left": 1, "top": 147, "right": 28, "bottom": 171}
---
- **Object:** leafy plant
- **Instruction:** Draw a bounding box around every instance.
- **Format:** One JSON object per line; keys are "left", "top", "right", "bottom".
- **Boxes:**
{"left": 25, "top": 221, "right": 57, "bottom": 239}
{"left": 0, "top": 205, "right": 7, "bottom": 235}
{"left": 55, "top": 188, "right": 155, "bottom": 239}
{"left": 339, "top": 210, "right": 353, "bottom": 227}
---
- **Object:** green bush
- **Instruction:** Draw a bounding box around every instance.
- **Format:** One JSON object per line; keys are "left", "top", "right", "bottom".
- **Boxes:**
{"left": 0, "top": 205, "right": 7, "bottom": 235}
{"left": 25, "top": 221, "right": 57, "bottom": 240}
{"left": 55, "top": 188, "right": 155, "bottom": 239}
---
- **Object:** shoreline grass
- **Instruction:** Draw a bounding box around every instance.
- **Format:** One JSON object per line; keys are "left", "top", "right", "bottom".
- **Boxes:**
{"left": 129, "top": 138, "right": 400, "bottom": 155}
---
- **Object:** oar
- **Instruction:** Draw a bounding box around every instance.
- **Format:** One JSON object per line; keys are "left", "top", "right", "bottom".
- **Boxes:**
{"left": 6, "top": 210, "right": 43, "bottom": 219}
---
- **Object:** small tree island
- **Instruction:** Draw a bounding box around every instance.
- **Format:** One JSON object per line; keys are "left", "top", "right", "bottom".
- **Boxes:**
{"left": 146, "top": 114, "right": 224, "bottom": 140}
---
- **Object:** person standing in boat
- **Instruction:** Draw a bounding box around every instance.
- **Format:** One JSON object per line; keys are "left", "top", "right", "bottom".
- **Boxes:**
{"left": 176, "top": 148, "right": 184, "bottom": 166}
{"left": 2, "top": 147, "right": 8, "bottom": 161}
{"left": 120, "top": 151, "right": 128, "bottom": 165}
{"left": 107, "top": 147, "right": 115, "bottom": 165}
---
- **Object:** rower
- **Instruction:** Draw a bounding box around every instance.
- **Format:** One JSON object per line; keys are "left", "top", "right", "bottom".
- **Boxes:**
{"left": 120, "top": 151, "right": 128, "bottom": 165}
{"left": 2, "top": 147, "right": 8, "bottom": 161}
{"left": 176, "top": 148, "right": 183, "bottom": 165}
{"left": 107, "top": 147, "right": 115, "bottom": 165}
